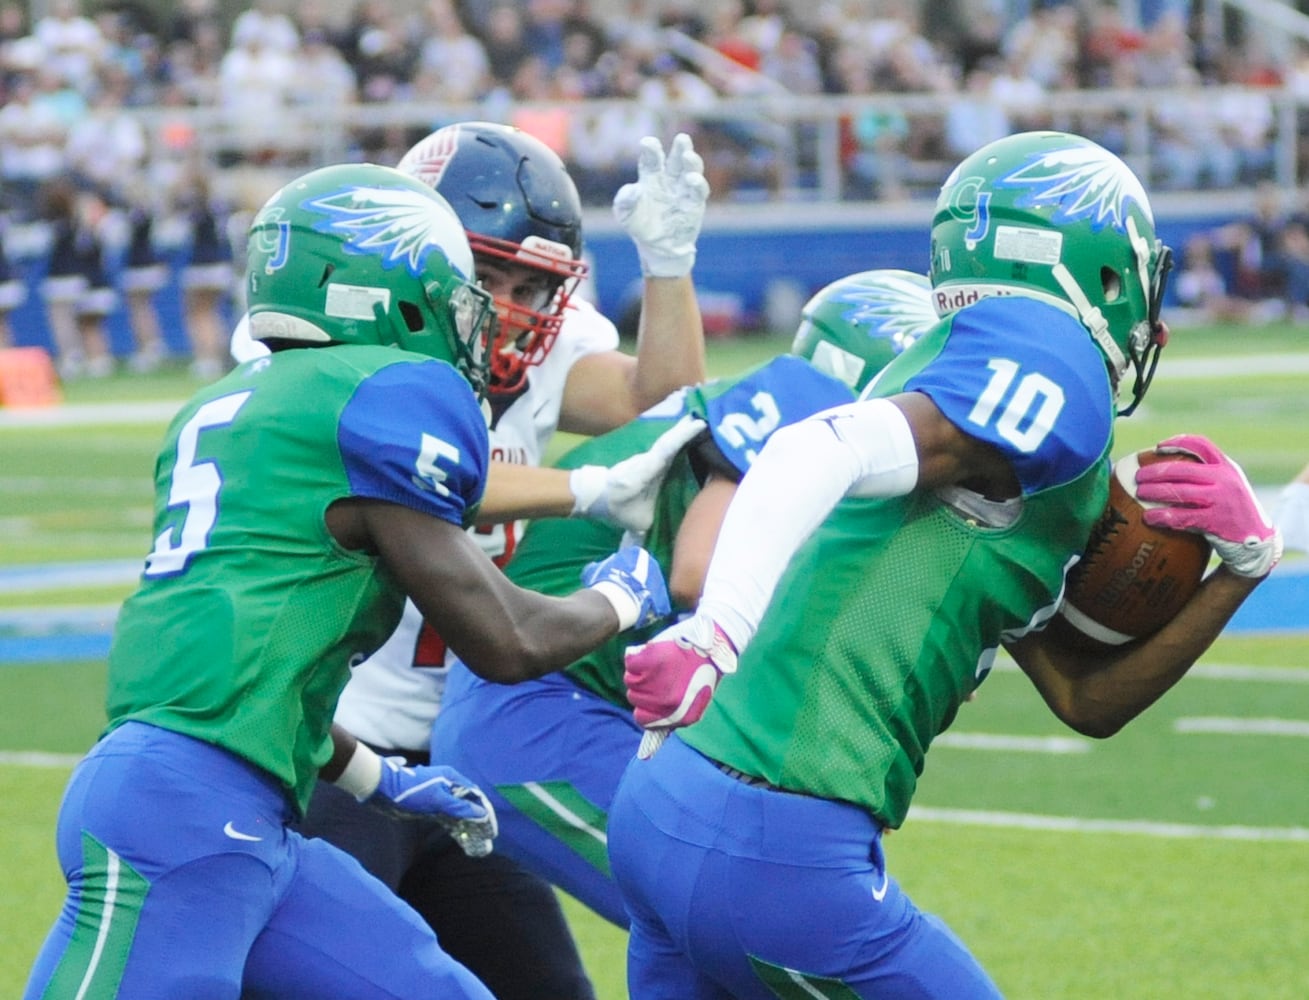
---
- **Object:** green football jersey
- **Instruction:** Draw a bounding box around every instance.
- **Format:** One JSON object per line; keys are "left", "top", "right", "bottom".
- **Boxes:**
{"left": 504, "top": 356, "right": 855, "bottom": 708}
{"left": 106, "top": 345, "right": 489, "bottom": 814}
{"left": 684, "top": 299, "right": 1117, "bottom": 828}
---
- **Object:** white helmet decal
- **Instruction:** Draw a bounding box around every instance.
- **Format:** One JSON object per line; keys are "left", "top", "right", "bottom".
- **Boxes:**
{"left": 305, "top": 185, "right": 475, "bottom": 279}
{"left": 997, "top": 145, "right": 1154, "bottom": 233}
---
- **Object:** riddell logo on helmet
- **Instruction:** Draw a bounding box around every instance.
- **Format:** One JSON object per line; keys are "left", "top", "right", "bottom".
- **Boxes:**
{"left": 933, "top": 285, "right": 1015, "bottom": 313}
{"left": 518, "top": 235, "right": 574, "bottom": 262}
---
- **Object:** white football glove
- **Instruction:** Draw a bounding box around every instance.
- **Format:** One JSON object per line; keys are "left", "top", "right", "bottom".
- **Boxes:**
{"left": 569, "top": 416, "right": 706, "bottom": 534}
{"left": 613, "top": 133, "right": 710, "bottom": 278}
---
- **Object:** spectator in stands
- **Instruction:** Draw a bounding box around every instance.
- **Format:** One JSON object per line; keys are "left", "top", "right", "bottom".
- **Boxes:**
{"left": 413, "top": 0, "right": 490, "bottom": 103}
{"left": 943, "top": 62, "right": 1011, "bottom": 162}
{"left": 1002, "top": 3, "right": 1078, "bottom": 90}
{"left": 230, "top": 0, "right": 299, "bottom": 55}
{"left": 165, "top": 0, "right": 221, "bottom": 45}
{"left": 0, "top": 0, "right": 27, "bottom": 50}
{"left": 566, "top": 45, "right": 661, "bottom": 203}
{"left": 119, "top": 182, "right": 169, "bottom": 373}
{"left": 39, "top": 178, "right": 116, "bottom": 379}
{"left": 32, "top": 0, "right": 103, "bottom": 92}
{"left": 0, "top": 211, "right": 27, "bottom": 348}
{"left": 521, "top": 0, "right": 572, "bottom": 72}
{"left": 760, "top": 27, "right": 823, "bottom": 95}
{"left": 0, "top": 72, "right": 67, "bottom": 218}
{"left": 217, "top": 30, "right": 295, "bottom": 164}
{"left": 288, "top": 26, "right": 359, "bottom": 149}
{"left": 557, "top": 18, "right": 608, "bottom": 98}
{"left": 1171, "top": 232, "right": 1250, "bottom": 326}
{"left": 831, "top": 41, "right": 909, "bottom": 200}
{"left": 480, "top": 3, "right": 531, "bottom": 86}
{"left": 1209, "top": 183, "right": 1309, "bottom": 321}
{"left": 350, "top": 0, "right": 417, "bottom": 102}
{"left": 63, "top": 72, "right": 147, "bottom": 195}
{"left": 163, "top": 19, "right": 224, "bottom": 107}
{"left": 1151, "top": 66, "right": 1240, "bottom": 191}
{"left": 1211, "top": 44, "right": 1278, "bottom": 186}
{"left": 173, "top": 168, "right": 233, "bottom": 380}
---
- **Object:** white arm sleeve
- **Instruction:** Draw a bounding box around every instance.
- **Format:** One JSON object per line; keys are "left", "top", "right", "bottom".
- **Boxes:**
{"left": 698, "top": 397, "right": 920, "bottom": 651}
{"left": 1277, "top": 481, "right": 1309, "bottom": 554}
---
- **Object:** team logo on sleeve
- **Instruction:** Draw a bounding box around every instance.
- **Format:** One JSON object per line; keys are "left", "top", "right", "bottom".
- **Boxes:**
{"left": 303, "top": 185, "right": 466, "bottom": 277}
{"left": 995, "top": 145, "right": 1153, "bottom": 234}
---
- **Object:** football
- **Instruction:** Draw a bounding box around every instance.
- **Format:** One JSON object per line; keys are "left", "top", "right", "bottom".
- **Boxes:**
{"left": 1057, "top": 450, "right": 1212, "bottom": 650}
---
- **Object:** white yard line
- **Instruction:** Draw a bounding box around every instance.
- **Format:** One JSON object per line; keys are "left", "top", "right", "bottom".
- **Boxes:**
{"left": 0, "top": 400, "right": 185, "bottom": 429}
{"left": 907, "top": 806, "right": 1309, "bottom": 842}
{"left": 0, "top": 750, "right": 84, "bottom": 767}
{"left": 932, "top": 733, "right": 1091, "bottom": 753}
{"left": 1174, "top": 717, "right": 1309, "bottom": 737}
{"left": 0, "top": 350, "right": 1306, "bottom": 432}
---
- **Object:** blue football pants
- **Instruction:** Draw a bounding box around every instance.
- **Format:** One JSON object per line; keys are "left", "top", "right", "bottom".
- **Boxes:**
{"left": 606, "top": 734, "right": 1006, "bottom": 1000}
{"left": 429, "top": 663, "right": 639, "bottom": 927}
{"left": 23, "top": 721, "right": 494, "bottom": 1000}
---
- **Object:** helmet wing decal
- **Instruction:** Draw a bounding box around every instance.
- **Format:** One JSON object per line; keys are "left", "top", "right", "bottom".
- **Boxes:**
{"left": 999, "top": 146, "right": 1153, "bottom": 233}
{"left": 305, "top": 185, "right": 470, "bottom": 278}
{"left": 836, "top": 275, "right": 936, "bottom": 351}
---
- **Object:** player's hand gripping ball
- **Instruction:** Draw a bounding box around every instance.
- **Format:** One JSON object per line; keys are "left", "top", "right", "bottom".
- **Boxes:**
{"left": 1058, "top": 450, "right": 1212, "bottom": 650}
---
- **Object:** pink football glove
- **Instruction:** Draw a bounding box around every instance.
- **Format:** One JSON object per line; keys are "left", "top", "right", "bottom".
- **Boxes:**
{"left": 1135, "top": 434, "right": 1283, "bottom": 579}
{"left": 624, "top": 612, "right": 737, "bottom": 742}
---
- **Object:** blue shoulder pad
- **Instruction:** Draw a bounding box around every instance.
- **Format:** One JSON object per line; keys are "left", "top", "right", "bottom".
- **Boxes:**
{"left": 338, "top": 359, "right": 489, "bottom": 525}
{"left": 904, "top": 298, "right": 1113, "bottom": 494}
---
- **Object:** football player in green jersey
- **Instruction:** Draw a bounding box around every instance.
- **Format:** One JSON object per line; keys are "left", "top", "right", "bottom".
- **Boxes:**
{"left": 427, "top": 268, "right": 937, "bottom": 927}
{"left": 612, "top": 131, "right": 1284, "bottom": 999}
{"left": 23, "top": 162, "right": 672, "bottom": 1000}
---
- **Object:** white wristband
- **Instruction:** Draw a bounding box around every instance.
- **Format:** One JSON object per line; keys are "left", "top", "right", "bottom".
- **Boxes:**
{"left": 569, "top": 465, "right": 608, "bottom": 518}
{"left": 333, "top": 742, "right": 382, "bottom": 801}
{"left": 590, "top": 579, "right": 640, "bottom": 630}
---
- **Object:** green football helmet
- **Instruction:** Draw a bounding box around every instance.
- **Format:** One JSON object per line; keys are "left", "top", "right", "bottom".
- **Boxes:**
{"left": 245, "top": 162, "right": 496, "bottom": 397}
{"left": 791, "top": 269, "right": 938, "bottom": 394}
{"left": 929, "top": 131, "right": 1173, "bottom": 415}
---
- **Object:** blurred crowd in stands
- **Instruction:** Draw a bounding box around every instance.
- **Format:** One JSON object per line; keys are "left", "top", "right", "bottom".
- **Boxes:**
{"left": 0, "top": 0, "right": 1307, "bottom": 378}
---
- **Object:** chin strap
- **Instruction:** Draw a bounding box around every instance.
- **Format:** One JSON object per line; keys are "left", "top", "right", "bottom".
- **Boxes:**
{"left": 1051, "top": 262, "right": 1125, "bottom": 383}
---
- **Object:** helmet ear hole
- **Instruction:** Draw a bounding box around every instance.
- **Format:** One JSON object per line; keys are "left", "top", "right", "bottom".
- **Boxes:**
{"left": 399, "top": 300, "right": 424, "bottom": 332}
{"left": 1101, "top": 266, "right": 1122, "bottom": 302}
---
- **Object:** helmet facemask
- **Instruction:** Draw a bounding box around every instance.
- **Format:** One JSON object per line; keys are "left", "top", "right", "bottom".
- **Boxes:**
{"left": 470, "top": 232, "right": 587, "bottom": 395}
{"left": 1118, "top": 239, "right": 1172, "bottom": 416}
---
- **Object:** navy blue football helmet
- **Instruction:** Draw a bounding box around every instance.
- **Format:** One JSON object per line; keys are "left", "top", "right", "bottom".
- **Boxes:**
{"left": 397, "top": 122, "right": 588, "bottom": 394}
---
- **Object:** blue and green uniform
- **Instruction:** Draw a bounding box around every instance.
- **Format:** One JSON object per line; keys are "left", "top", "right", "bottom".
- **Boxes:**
{"left": 429, "top": 355, "right": 856, "bottom": 926}
{"left": 25, "top": 346, "right": 497, "bottom": 1000}
{"left": 608, "top": 297, "right": 1115, "bottom": 999}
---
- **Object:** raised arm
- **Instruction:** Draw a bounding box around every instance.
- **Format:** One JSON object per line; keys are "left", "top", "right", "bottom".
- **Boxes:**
{"left": 558, "top": 134, "right": 709, "bottom": 434}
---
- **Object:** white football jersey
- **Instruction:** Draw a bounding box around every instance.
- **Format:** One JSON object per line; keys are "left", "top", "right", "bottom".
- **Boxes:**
{"left": 333, "top": 297, "right": 620, "bottom": 751}
{"left": 1278, "top": 481, "right": 1309, "bottom": 554}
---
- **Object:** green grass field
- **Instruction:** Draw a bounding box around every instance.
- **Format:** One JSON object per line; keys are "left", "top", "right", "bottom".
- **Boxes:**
{"left": 3, "top": 324, "right": 1308, "bottom": 997}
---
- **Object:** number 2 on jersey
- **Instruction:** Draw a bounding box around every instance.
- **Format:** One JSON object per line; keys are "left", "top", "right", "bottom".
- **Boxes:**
{"left": 144, "top": 392, "right": 252, "bottom": 577}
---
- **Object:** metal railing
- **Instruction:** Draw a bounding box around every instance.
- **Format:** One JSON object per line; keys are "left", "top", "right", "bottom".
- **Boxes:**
{"left": 128, "top": 84, "right": 1307, "bottom": 212}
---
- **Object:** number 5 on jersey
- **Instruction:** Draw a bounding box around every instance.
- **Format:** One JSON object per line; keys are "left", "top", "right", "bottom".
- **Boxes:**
{"left": 145, "top": 392, "right": 253, "bottom": 578}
